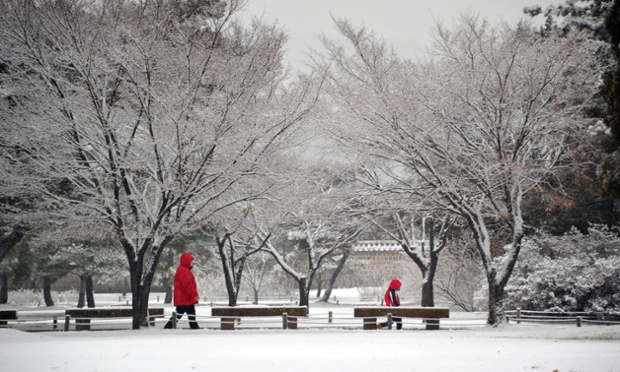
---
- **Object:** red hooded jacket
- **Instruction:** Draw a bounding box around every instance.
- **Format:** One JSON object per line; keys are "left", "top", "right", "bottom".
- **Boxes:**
{"left": 384, "top": 278, "right": 401, "bottom": 307}
{"left": 173, "top": 252, "right": 199, "bottom": 306}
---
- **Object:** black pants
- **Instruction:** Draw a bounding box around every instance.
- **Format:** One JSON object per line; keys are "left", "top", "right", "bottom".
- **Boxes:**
{"left": 164, "top": 305, "right": 200, "bottom": 329}
{"left": 380, "top": 317, "right": 403, "bottom": 330}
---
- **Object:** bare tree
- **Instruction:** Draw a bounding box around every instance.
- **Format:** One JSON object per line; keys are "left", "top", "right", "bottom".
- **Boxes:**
{"left": 317, "top": 15, "right": 596, "bottom": 325}
{"left": 355, "top": 177, "right": 453, "bottom": 307}
{"left": 0, "top": 0, "right": 318, "bottom": 328}
{"left": 242, "top": 252, "right": 273, "bottom": 304}
{"left": 215, "top": 231, "right": 269, "bottom": 306}
{"left": 255, "top": 164, "right": 366, "bottom": 307}
{"left": 368, "top": 211, "right": 452, "bottom": 307}
{"left": 259, "top": 212, "right": 362, "bottom": 307}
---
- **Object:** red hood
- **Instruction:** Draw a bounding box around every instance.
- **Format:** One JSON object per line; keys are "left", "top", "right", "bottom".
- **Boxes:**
{"left": 180, "top": 252, "right": 194, "bottom": 268}
{"left": 388, "top": 278, "right": 402, "bottom": 290}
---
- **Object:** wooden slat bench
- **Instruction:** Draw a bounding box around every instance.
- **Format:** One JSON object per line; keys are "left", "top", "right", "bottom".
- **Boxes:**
{"left": 0, "top": 310, "right": 17, "bottom": 327}
{"left": 354, "top": 307, "right": 450, "bottom": 330}
{"left": 65, "top": 308, "right": 165, "bottom": 331}
{"left": 211, "top": 306, "right": 308, "bottom": 330}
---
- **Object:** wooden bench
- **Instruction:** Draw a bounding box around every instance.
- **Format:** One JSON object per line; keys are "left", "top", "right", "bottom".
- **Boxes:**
{"left": 210, "top": 306, "right": 308, "bottom": 330}
{"left": 65, "top": 308, "right": 164, "bottom": 331}
{"left": 0, "top": 310, "right": 17, "bottom": 327}
{"left": 354, "top": 307, "right": 450, "bottom": 330}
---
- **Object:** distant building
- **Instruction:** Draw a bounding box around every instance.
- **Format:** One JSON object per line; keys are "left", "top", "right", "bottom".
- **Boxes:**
{"left": 338, "top": 240, "right": 427, "bottom": 287}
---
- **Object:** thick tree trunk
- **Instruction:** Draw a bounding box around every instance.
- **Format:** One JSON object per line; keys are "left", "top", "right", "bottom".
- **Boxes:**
{"left": 0, "top": 273, "right": 9, "bottom": 304}
{"left": 43, "top": 276, "right": 54, "bottom": 306}
{"left": 421, "top": 278, "right": 434, "bottom": 307}
{"left": 486, "top": 277, "right": 507, "bottom": 326}
{"left": 421, "top": 248, "right": 439, "bottom": 307}
{"left": 321, "top": 249, "right": 350, "bottom": 302}
{"left": 86, "top": 274, "right": 95, "bottom": 308}
{"left": 122, "top": 236, "right": 172, "bottom": 329}
{"left": 0, "top": 226, "right": 24, "bottom": 265}
{"left": 77, "top": 275, "right": 86, "bottom": 308}
{"left": 129, "top": 265, "right": 147, "bottom": 329}
{"left": 298, "top": 277, "right": 308, "bottom": 307}
{"left": 128, "top": 260, "right": 158, "bottom": 329}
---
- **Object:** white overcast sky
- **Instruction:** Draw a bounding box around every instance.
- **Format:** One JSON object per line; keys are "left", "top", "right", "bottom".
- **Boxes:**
{"left": 242, "top": 0, "right": 560, "bottom": 69}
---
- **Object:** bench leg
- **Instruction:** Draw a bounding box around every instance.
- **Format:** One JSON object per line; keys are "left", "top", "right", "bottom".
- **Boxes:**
{"left": 221, "top": 317, "right": 235, "bottom": 330}
{"left": 425, "top": 318, "right": 440, "bottom": 330}
{"left": 76, "top": 319, "right": 91, "bottom": 331}
{"left": 287, "top": 318, "right": 298, "bottom": 330}
{"left": 363, "top": 317, "right": 377, "bottom": 330}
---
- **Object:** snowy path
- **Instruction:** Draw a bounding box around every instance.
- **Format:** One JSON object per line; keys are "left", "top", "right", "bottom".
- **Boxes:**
{"left": 2, "top": 325, "right": 619, "bottom": 371}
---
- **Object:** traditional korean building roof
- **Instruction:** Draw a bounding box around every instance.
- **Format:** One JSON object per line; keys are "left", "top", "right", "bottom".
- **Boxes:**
{"left": 353, "top": 240, "right": 401, "bottom": 252}
{"left": 352, "top": 240, "right": 428, "bottom": 252}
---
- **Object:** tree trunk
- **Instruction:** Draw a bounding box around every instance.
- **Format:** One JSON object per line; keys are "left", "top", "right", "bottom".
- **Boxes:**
{"left": 233, "top": 255, "right": 248, "bottom": 306}
{"left": 43, "top": 276, "right": 54, "bottom": 306}
{"left": 421, "top": 276, "right": 434, "bottom": 307}
{"left": 77, "top": 275, "right": 85, "bottom": 308}
{"left": 0, "top": 273, "right": 8, "bottom": 304}
{"left": 122, "top": 236, "right": 172, "bottom": 329}
{"left": 421, "top": 244, "right": 440, "bottom": 307}
{"left": 163, "top": 249, "right": 174, "bottom": 304}
{"left": 164, "top": 283, "right": 173, "bottom": 304}
{"left": 0, "top": 226, "right": 23, "bottom": 265}
{"left": 216, "top": 236, "right": 238, "bottom": 307}
{"left": 321, "top": 249, "right": 350, "bottom": 302}
{"left": 315, "top": 273, "right": 322, "bottom": 298}
{"left": 129, "top": 263, "right": 148, "bottom": 329}
{"left": 486, "top": 275, "right": 507, "bottom": 325}
{"left": 253, "top": 287, "right": 259, "bottom": 305}
{"left": 298, "top": 277, "right": 308, "bottom": 307}
{"left": 86, "top": 274, "right": 95, "bottom": 308}
{"left": 128, "top": 258, "right": 160, "bottom": 329}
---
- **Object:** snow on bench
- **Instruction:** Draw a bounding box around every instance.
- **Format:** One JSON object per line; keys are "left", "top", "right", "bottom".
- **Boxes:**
{"left": 64, "top": 308, "right": 165, "bottom": 331}
{"left": 210, "top": 306, "right": 308, "bottom": 330}
{"left": 353, "top": 307, "right": 450, "bottom": 330}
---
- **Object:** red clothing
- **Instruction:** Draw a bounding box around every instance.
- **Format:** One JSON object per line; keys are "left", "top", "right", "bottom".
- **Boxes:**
{"left": 384, "top": 278, "right": 401, "bottom": 307}
{"left": 173, "top": 252, "right": 199, "bottom": 306}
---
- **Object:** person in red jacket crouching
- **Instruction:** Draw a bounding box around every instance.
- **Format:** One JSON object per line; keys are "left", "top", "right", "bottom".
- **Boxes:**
{"left": 377, "top": 278, "right": 403, "bottom": 330}
{"left": 164, "top": 252, "right": 201, "bottom": 329}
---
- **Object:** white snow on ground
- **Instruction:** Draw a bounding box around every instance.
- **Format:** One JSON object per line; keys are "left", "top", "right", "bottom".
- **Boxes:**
{"left": 2, "top": 288, "right": 620, "bottom": 371}
{"left": 1, "top": 326, "right": 619, "bottom": 372}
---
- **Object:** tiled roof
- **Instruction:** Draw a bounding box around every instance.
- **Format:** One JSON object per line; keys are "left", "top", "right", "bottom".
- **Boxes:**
{"left": 353, "top": 240, "right": 428, "bottom": 252}
{"left": 353, "top": 240, "right": 401, "bottom": 252}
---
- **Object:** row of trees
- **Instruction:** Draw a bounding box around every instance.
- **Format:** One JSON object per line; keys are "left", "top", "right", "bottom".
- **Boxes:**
{"left": 1, "top": 0, "right": 619, "bottom": 328}
{"left": 314, "top": 13, "right": 599, "bottom": 324}
{"left": 0, "top": 0, "right": 321, "bottom": 328}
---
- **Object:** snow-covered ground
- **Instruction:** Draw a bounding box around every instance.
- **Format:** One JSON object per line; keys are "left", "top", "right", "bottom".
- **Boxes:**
{"left": 2, "top": 288, "right": 620, "bottom": 371}
{"left": 2, "top": 325, "right": 620, "bottom": 371}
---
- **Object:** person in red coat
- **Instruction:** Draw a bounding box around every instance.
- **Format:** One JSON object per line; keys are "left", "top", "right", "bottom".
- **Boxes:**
{"left": 164, "top": 252, "right": 201, "bottom": 329}
{"left": 378, "top": 278, "right": 403, "bottom": 330}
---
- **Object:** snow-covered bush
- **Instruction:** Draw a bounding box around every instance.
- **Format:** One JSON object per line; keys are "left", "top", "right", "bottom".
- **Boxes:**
{"left": 54, "top": 290, "right": 79, "bottom": 305}
{"left": 7, "top": 289, "right": 79, "bottom": 307}
{"left": 8, "top": 290, "right": 43, "bottom": 307}
{"left": 506, "top": 225, "right": 620, "bottom": 314}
